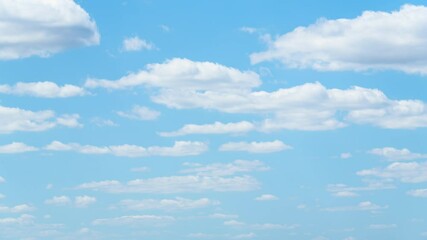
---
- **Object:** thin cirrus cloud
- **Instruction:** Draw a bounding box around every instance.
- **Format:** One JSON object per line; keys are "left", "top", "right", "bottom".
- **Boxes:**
{"left": 45, "top": 140, "right": 207, "bottom": 157}
{"left": 369, "top": 147, "right": 427, "bottom": 161}
{"left": 219, "top": 140, "right": 291, "bottom": 153}
{"left": 0, "top": 106, "right": 81, "bottom": 134}
{"left": 0, "top": 0, "right": 99, "bottom": 60}
{"left": 76, "top": 160, "right": 266, "bottom": 194}
{"left": 117, "top": 105, "right": 160, "bottom": 121}
{"left": 159, "top": 121, "right": 255, "bottom": 137}
{"left": 251, "top": 4, "right": 427, "bottom": 74}
{"left": 118, "top": 197, "right": 219, "bottom": 211}
{"left": 0, "top": 82, "right": 86, "bottom": 98}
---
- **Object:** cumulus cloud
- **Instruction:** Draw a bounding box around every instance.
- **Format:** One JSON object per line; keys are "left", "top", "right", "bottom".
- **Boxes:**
{"left": 92, "top": 215, "right": 174, "bottom": 226}
{"left": 45, "top": 140, "right": 207, "bottom": 157}
{"left": 76, "top": 160, "right": 265, "bottom": 194}
{"left": 122, "top": 37, "right": 155, "bottom": 51}
{"left": 0, "top": 81, "right": 86, "bottom": 98}
{"left": 159, "top": 121, "right": 255, "bottom": 137}
{"left": 0, "top": 0, "right": 99, "bottom": 60}
{"left": 0, "top": 142, "right": 38, "bottom": 154}
{"left": 0, "top": 214, "right": 34, "bottom": 225}
{"left": 369, "top": 147, "right": 427, "bottom": 161}
{"left": 0, "top": 105, "right": 81, "bottom": 134}
{"left": 0, "top": 204, "right": 34, "bottom": 213}
{"left": 357, "top": 162, "right": 427, "bottom": 183}
{"left": 75, "top": 196, "right": 96, "bottom": 208}
{"left": 251, "top": 5, "right": 427, "bottom": 74}
{"left": 44, "top": 196, "right": 71, "bottom": 206}
{"left": 255, "top": 194, "right": 279, "bottom": 201}
{"left": 118, "top": 197, "right": 219, "bottom": 211}
{"left": 219, "top": 140, "right": 291, "bottom": 153}
{"left": 117, "top": 105, "right": 160, "bottom": 121}
{"left": 85, "top": 58, "right": 261, "bottom": 90}
{"left": 45, "top": 195, "right": 96, "bottom": 208}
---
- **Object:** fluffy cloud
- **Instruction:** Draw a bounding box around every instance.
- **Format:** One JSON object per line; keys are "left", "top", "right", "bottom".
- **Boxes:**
{"left": 45, "top": 140, "right": 207, "bottom": 157}
{"left": 0, "top": 204, "right": 34, "bottom": 213}
{"left": 159, "top": 121, "right": 255, "bottom": 137}
{"left": 255, "top": 194, "right": 279, "bottom": 201}
{"left": 0, "top": 215, "right": 34, "bottom": 225}
{"left": 117, "top": 105, "right": 160, "bottom": 121}
{"left": 0, "top": 0, "right": 99, "bottom": 60}
{"left": 407, "top": 189, "right": 427, "bottom": 198}
{"left": 0, "top": 142, "right": 38, "bottom": 154}
{"left": 85, "top": 58, "right": 261, "bottom": 90}
{"left": 118, "top": 197, "right": 219, "bottom": 211}
{"left": 251, "top": 5, "right": 427, "bottom": 74}
{"left": 0, "top": 82, "right": 86, "bottom": 98}
{"left": 219, "top": 140, "right": 291, "bottom": 153}
{"left": 44, "top": 196, "right": 71, "bottom": 206}
{"left": 357, "top": 162, "right": 427, "bottom": 183}
{"left": 369, "top": 147, "right": 427, "bottom": 161}
{"left": 45, "top": 195, "right": 96, "bottom": 208}
{"left": 75, "top": 196, "right": 96, "bottom": 208}
{"left": 122, "top": 37, "right": 155, "bottom": 51}
{"left": 0, "top": 105, "right": 81, "bottom": 134}
{"left": 76, "top": 160, "right": 264, "bottom": 193}
{"left": 92, "top": 215, "right": 174, "bottom": 226}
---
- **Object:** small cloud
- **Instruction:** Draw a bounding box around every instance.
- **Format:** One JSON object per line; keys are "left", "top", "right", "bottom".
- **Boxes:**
{"left": 160, "top": 25, "right": 170, "bottom": 32}
{"left": 122, "top": 36, "right": 155, "bottom": 52}
{"left": 75, "top": 195, "right": 97, "bottom": 208}
{"left": 130, "top": 167, "right": 150, "bottom": 173}
{"left": 340, "top": 153, "right": 352, "bottom": 159}
{"left": 255, "top": 194, "right": 278, "bottom": 201}
{"left": 0, "top": 142, "right": 38, "bottom": 154}
{"left": 117, "top": 105, "right": 160, "bottom": 121}
{"left": 240, "top": 27, "right": 258, "bottom": 34}
{"left": 91, "top": 118, "right": 118, "bottom": 127}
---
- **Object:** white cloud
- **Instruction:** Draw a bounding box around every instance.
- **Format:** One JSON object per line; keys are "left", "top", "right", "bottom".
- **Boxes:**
{"left": 85, "top": 58, "right": 261, "bottom": 90}
{"left": 327, "top": 182, "right": 394, "bottom": 197}
{"left": 323, "top": 201, "right": 386, "bottom": 212}
{"left": 240, "top": 27, "right": 258, "bottom": 34}
{"left": 159, "top": 121, "right": 255, "bottom": 137}
{"left": 357, "top": 162, "right": 427, "bottom": 183}
{"left": 0, "top": 105, "right": 81, "bottom": 134}
{"left": 77, "top": 175, "right": 260, "bottom": 194}
{"left": 45, "top": 140, "right": 207, "bottom": 157}
{"left": 251, "top": 5, "right": 427, "bottom": 74}
{"left": 92, "top": 215, "right": 174, "bottom": 226}
{"left": 369, "top": 224, "right": 397, "bottom": 229}
{"left": 233, "top": 233, "right": 256, "bottom": 239}
{"left": 0, "top": 177, "right": 4, "bottom": 183}
{"left": 75, "top": 196, "right": 96, "bottom": 208}
{"left": 219, "top": 140, "right": 291, "bottom": 153}
{"left": 0, "top": 82, "right": 86, "bottom": 98}
{"left": 77, "top": 160, "right": 263, "bottom": 193}
{"left": 340, "top": 153, "right": 352, "bottom": 159}
{"left": 0, "top": 214, "right": 34, "bottom": 225}
{"left": 44, "top": 196, "right": 71, "bottom": 206}
{"left": 255, "top": 194, "right": 279, "bottom": 201}
{"left": 209, "top": 213, "right": 239, "bottom": 219}
{"left": 181, "top": 160, "right": 269, "bottom": 177}
{"left": 0, "top": 0, "right": 99, "bottom": 60}
{"left": 118, "top": 197, "right": 219, "bottom": 211}
{"left": 0, "top": 204, "right": 34, "bottom": 213}
{"left": 252, "top": 223, "right": 299, "bottom": 230}
{"left": 0, "top": 142, "right": 38, "bottom": 154}
{"left": 122, "top": 37, "right": 155, "bottom": 51}
{"left": 224, "top": 220, "right": 245, "bottom": 227}
{"left": 91, "top": 118, "right": 118, "bottom": 127}
{"left": 130, "top": 167, "right": 150, "bottom": 173}
{"left": 369, "top": 147, "right": 427, "bottom": 161}
{"left": 333, "top": 191, "right": 358, "bottom": 198}
{"left": 407, "top": 189, "right": 427, "bottom": 198}
{"left": 117, "top": 105, "right": 160, "bottom": 121}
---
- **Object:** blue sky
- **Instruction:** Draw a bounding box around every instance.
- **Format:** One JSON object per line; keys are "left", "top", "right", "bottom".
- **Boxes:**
{"left": 1, "top": 0, "right": 427, "bottom": 239}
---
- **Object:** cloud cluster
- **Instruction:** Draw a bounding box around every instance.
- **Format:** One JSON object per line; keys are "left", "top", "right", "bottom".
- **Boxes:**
{"left": 358, "top": 162, "right": 427, "bottom": 183}
{"left": 369, "top": 147, "right": 427, "bottom": 161}
{"left": 251, "top": 5, "right": 427, "bottom": 74}
{"left": 0, "top": 0, "right": 99, "bottom": 59}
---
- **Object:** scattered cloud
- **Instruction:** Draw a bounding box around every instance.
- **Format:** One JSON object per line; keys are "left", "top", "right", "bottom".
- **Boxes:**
{"left": 0, "top": 105, "right": 81, "bottom": 134}
{"left": 0, "top": 204, "right": 34, "bottom": 213}
{"left": 209, "top": 213, "right": 239, "bottom": 219}
{"left": 240, "top": 27, "right": 258, "bottom": 34}
{"left": 130, "top": 167, "right": 150, "bottom": 173}
{"left": 369, "top": 147, "right": 427, "bottom": 161}
{"left": 118, "top": 197, "right": 219, "bottom": 211}
{"left": 92, "top": 215, "right": 174, "bottom": 226}
{"left": 0, "top": 0, "right": 99, "bottom": 60}
{"left": 91, "top": 118, "right": 118, "bottom": 127}
{"left": 0, "top": 214, "right": 34, "bottom": 225}
{"left": 322, "top": 201, "right": 387, "bottom": 212}
{"left": 251, "top": 5, "right": 427, "bottom": 74}
{"left": 340, "top": 153, "right": 352, "bottom": 159}
{"left": 358, "top": 162, "right": 427, "bottom": 183}
{"left": 255, "top": 194, "right": 279, "bottom": 201}
{"left": 117, "top": 105, "right": 160, "bottom": 121}
{"left": 233, "top": 233, "right": 256, "bottom": 239}
{"left": 0, "top": 142, "right": 38, "bottom": 154}
{"left": 219, "top": 140, "right": 291, "bottom": 153}
{"left": 44, "top": 196, "right": 71, "bottom": 206}
{"left": 159, "top": 121, "right": 255, "bottom": 137}
{"left": 0, "top": 177, "right": 4, "bottom": 183}
{"left": 45, "top": 195, "right": 96, "bottom": 208}
{"left": 181, "top": 160, "right": 269, "bottom": 177}
{"left": 45, "top": 140, "right": 207, "bottom": 157}
{"left": 75, "top": 196, "right": 97, "bottom": 208}
{"left": 407, "top": 189, "right": 427, "bottom": 198}
{"left": 224, "top": 220, "right": 245, "bottom": 227}
{"left": 122, "top": 37, "right": 155, "bottom": 52}
{"left": 252, "top": 223, "right": 299, "bottom": 230}
{"left": 0, "top": 82, "right": 86, "bottom": 98}
{"left": 327, "top": 182, "right": 394, "bottom": 197}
